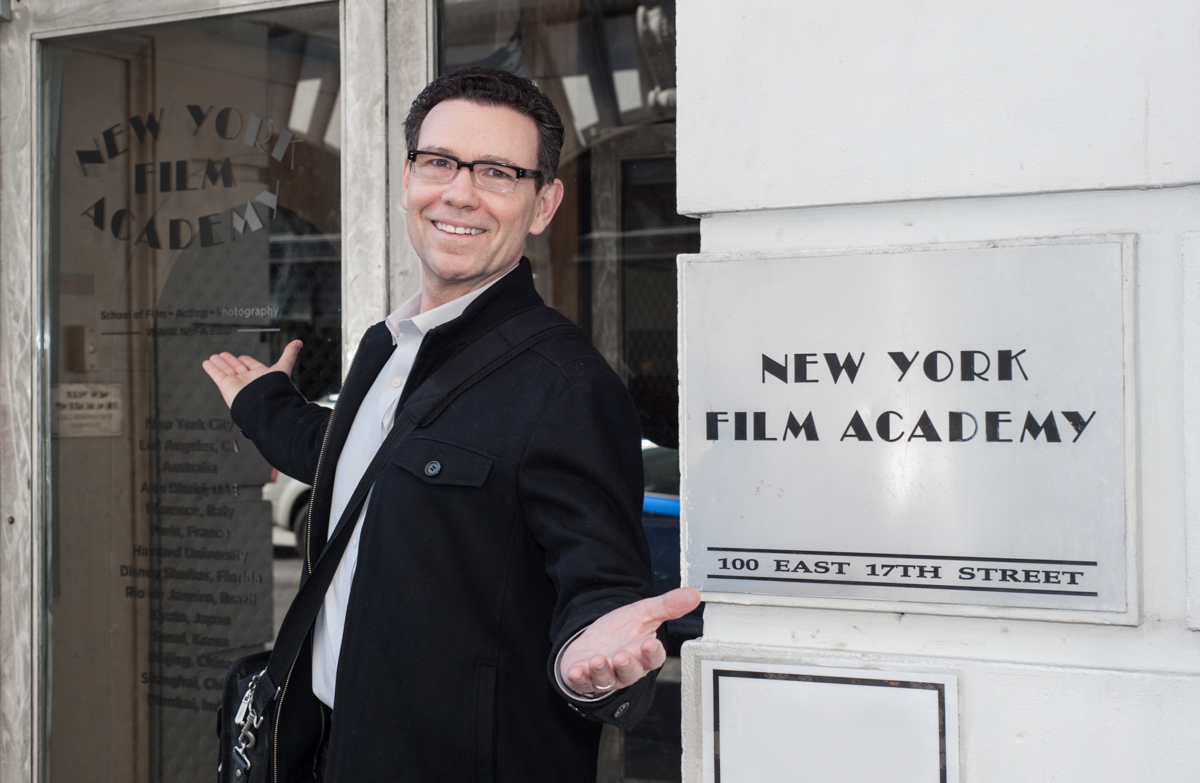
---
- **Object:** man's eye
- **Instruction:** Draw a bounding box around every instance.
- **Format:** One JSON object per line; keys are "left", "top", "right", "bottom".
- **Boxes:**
{"left": 428, "top": 157, "right": 453, "bottom": 169}
{"left": 480, "top": 166, "right": 515, "bottom": 181}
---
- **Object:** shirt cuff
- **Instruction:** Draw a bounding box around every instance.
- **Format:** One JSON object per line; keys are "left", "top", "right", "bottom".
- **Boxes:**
{"left": 553, "top": 625, "right": 614, "bottom": 703}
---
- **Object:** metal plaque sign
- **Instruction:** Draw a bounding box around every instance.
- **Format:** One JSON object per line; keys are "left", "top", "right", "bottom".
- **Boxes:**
{"left": 680, "top": 240, "right": 1130, "bottom": 612}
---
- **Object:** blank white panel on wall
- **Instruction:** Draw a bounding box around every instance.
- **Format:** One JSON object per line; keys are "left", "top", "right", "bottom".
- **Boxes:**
{"left": 701, "top": 660, "right": 959, "bottom": 783}
{"left": 677, "top": 0, "right": 1200, "bottom": 213}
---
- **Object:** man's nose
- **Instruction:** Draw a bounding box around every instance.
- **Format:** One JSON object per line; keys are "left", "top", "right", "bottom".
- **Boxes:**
{"left": 440, "top": 166, "right": 480, "bottom": 207}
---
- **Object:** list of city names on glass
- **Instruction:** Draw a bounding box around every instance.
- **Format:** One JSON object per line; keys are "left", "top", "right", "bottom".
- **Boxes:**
{"left": 44, "top": 8, "right": 341, "bottom": 782}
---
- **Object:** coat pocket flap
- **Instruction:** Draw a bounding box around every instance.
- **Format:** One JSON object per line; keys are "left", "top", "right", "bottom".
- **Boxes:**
{"left": 393, "top": 437, "right": 495, "bottom": 487}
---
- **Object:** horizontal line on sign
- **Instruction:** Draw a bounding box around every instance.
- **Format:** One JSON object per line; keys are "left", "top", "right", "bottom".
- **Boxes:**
{"left": 706, "top": 574, "right": 1098, "bottom": 597}
{"left": 707, "top": 546, "right": 1097, "bottom": 567}
{"left": 100, "top": 331, "right": 139, "bottom": 335}
{"left": 236, "top": 328, "right": 281, "bottom": 333}
{"left": 715, "top": 670, "right": 942, "bottom": 692}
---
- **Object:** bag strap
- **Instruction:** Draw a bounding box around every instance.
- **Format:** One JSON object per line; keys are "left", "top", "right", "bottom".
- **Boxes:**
{"left": 261, "top": 305, "right": 573, "bottom": 694}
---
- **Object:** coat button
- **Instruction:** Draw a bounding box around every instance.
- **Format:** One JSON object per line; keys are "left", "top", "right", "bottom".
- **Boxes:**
{"left": 614, "top": 702, "right": 629, "bottom": 718}
{"left": 424, "top": 460, "right": 441, "bottom": 476}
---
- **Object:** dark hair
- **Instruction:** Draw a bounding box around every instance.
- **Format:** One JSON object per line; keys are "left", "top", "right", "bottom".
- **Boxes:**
{"left": 404, "top": 67, "right": 564, "bottom": 189}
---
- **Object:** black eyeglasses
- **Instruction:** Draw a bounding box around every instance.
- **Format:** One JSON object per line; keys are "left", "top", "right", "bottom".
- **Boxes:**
{"left": 407, "top": 150, "right": 538, "bottom": 193}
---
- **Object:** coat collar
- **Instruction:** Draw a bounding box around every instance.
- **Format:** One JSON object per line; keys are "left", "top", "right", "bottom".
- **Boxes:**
{"left": 326, "top": 257, "right": 546, "bottom": 462}
{"left": 397, "top": 257, "right": 545, "bottom": 408}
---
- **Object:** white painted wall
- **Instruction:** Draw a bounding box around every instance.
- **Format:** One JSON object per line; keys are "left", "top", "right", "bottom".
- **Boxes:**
{"left": 681, "top": 186, "right": 1200, "bottom": 782}
{"left": 677, "top": 0, "right": 1200, "bottom": 214}
{"left": 677, "top": 1, "right": 1200, "bottom": 780}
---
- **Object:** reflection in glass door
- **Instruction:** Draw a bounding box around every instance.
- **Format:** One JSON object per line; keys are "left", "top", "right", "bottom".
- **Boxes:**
{"left": 41, "top": 7, "right": 340, "bottom": 781}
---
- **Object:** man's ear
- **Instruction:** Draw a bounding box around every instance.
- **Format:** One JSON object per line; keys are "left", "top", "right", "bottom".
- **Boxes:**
{"left": 400, "top": 159, "right": 411, "bottom": 211}
{"left": 528, "top": 178, "right": 565, "bottom": 236}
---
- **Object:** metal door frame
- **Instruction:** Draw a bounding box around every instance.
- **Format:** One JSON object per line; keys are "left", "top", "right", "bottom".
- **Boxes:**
{"left": 0, "top": 0, "right": 433, "bottom": 778}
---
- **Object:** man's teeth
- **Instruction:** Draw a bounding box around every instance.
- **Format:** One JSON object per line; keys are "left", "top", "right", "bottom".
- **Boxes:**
{"left": 435, "top": 222, "right": 484, "bottom": 235}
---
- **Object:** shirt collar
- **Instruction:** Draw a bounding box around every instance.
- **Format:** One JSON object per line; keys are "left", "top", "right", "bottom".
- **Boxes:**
{"left": 383, "top": 266, "right": 514, "bottom": 345}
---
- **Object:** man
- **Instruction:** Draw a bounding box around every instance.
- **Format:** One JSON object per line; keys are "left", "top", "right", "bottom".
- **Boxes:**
{"left": 203, "top": 67, "right": 700, "bottom": 782}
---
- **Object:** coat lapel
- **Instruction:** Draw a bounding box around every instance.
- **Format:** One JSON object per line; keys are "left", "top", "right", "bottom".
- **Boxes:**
{"left": 307, "top": 321, "right": 395, "bottom": 546}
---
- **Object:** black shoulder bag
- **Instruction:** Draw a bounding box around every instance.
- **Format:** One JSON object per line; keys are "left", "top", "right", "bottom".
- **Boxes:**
{"left": 217, "top": 306, "right": 572, "bottom": 782}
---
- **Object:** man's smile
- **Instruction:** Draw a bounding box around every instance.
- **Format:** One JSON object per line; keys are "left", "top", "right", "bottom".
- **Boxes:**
{"left": 433, "top": 220, "right": 485, "bottom": 235}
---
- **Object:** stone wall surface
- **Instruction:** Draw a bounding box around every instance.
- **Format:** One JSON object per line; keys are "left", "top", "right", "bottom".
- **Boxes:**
{"left": 678, "top": 0, "right": 1200, "bottom": 214}
{"left": 677, "top": 3, "right": 1200, "bottom": 780}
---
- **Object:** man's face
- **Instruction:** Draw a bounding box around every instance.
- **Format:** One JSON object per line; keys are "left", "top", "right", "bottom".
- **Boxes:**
{"left": 402, "top": 99, "right": 563, "bottom": 296}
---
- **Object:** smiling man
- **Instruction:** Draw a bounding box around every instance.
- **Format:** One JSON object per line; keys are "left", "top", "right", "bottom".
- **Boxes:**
{"left": 202, "top": 68, "right": 699, "bottom": 782}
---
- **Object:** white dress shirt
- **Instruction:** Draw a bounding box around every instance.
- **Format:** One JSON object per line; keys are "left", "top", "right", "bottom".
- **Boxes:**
{"left": 311, "top": 276, "right": 503, "bottom": 708}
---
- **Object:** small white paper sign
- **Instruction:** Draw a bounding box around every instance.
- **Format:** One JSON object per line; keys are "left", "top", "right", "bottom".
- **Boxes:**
{"left": 53, "top": 383, "right": 124, "bottom": 437}
{"left": 701, "top": 660, "right": 959, "bottom": 783}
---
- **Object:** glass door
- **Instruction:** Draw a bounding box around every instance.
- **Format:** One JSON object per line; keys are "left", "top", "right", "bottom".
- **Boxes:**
{"left": 41, "top": 6, "right": 341, "bottom": 781}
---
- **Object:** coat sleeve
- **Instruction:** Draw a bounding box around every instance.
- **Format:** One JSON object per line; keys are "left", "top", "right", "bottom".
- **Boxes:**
{"left": 516, "top": 365, "right": 660, "bottom": 729}
{"left": 229, "top": 371, "right": 332, "bottom": 485}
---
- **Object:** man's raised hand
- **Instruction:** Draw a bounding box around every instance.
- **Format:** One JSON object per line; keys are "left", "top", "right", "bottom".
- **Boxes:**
{"left": 201, "top": 340, "right": 303, "bottom": 409}
{"left": 560, "top": 586, "right": 701, "bottom": 698}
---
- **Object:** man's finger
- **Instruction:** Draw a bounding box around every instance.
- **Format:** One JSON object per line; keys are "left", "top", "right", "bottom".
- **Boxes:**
{"left": 201, "top": 360, "right": 226, "bottom": 385}
{"left": 636, "top": 637, "right": 667, "bottom": 672}
{"left": 216, "top": 352, "right": 253, "bottom": 374}
{"left": 206, "top": 353, "right": 240, "bottom": 375}
{"left": 566, "top": 665, "right": 592, "bottom": 692}
{"left": 273, "top": 340, "right": 303, "bottom": 376}
{"left": 642, "top": 586, "right": 702, "bottom": 624}
{"left": 589, "top": 654, "right": 616, "bottom": 691}
{"left": 237, "top": 354, "right": 269, "bottom": 373}
{"left": 612, "top": 651, "right": 645, "bottom": 686}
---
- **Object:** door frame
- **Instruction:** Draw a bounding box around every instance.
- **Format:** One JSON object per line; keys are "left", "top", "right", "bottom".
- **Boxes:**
{"left": 0, "top": 0, "right": 432, "bottom": 778}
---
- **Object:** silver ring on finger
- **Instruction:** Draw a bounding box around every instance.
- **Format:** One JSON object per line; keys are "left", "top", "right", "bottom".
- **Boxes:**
{"left": 593, "top": 682, "right": 615, "bottom": 692}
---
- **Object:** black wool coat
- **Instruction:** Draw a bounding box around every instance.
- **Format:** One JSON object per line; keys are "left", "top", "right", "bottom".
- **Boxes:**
{"left": 231, "top": 259, "right": 658, "bottom": 783}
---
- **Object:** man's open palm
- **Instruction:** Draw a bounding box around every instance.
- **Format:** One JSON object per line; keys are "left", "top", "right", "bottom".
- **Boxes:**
{"left": 202, "top": 340, "right": 303, "bottom": 409}
{"left": 561, "top": 586, "right": 700, "bottom": 697}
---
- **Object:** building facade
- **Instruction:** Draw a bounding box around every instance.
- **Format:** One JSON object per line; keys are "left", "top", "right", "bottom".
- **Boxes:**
{"left": 1, "top": 1, "right": 1198, "bottom": 781}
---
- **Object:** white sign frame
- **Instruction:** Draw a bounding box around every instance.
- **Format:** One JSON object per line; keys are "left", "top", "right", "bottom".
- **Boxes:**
{"left": 679, "top": 234, "right": 1139, "bottom": 626}
{"left": 699, "top": 659, "right": 960, "bottom": 783}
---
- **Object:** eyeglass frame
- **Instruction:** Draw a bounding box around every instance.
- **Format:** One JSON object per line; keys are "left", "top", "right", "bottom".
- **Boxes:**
{"left": 406, "top": 149, "right": 542, "bottom": 192}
